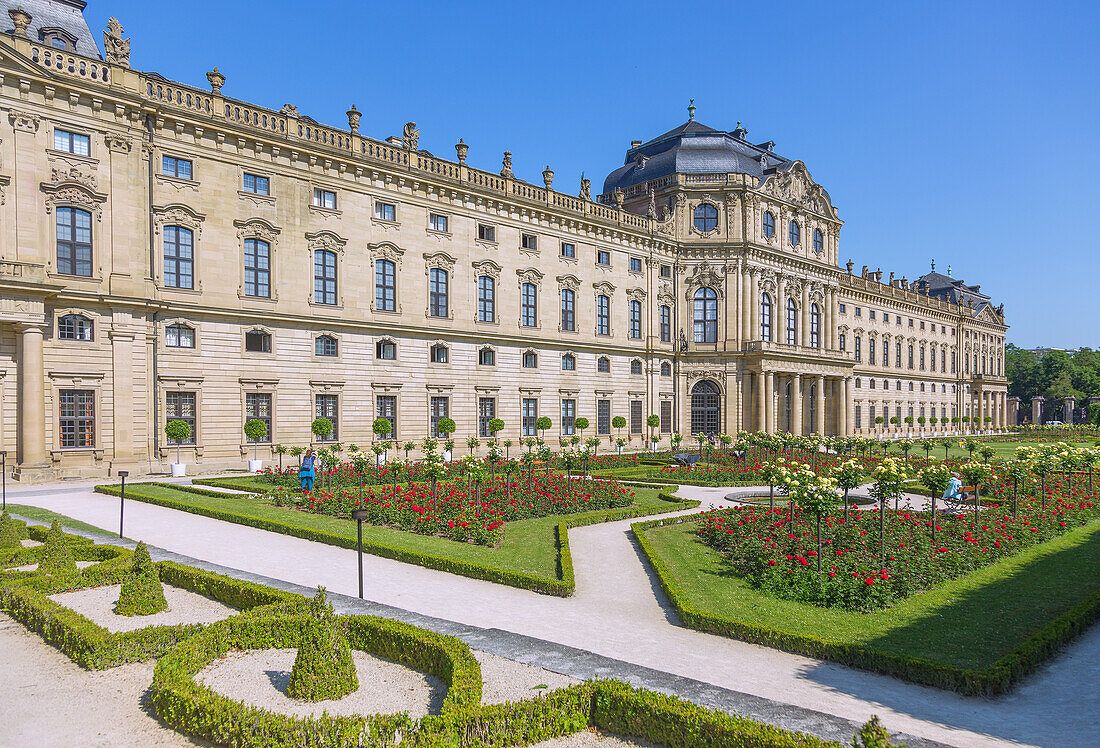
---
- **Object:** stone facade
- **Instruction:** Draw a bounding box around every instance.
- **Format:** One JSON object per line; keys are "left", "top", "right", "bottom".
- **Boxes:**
{"left": 0, "top": 4, "right": 1009, "bottom": 479}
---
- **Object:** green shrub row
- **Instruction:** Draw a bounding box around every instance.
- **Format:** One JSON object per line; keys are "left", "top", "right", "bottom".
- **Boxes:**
{"left": 95, "top": 482, "right": 695, "bottom": 597}
{"left": 631, "top": 514, "right": 1100, "bottom": 696}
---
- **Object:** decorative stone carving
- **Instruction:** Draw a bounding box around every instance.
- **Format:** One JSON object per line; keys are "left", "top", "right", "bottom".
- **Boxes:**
{"left": 517, "top": 267, "right": 544, "bottom": 286}
{"left": 613, "top": 188, "right": 624, "bottom": 209}
{"left": 422, "top": 251, "right": 456, "bottom": 272}
{"left": 152, "top": 203, "right": 204, "bottom": 238}
{"left": 280, "top": 104, "right": 300, "bottom": 117}
{"left": 472, "top": 259, "right": 501, "bottom": 280}
{"left": 592, "top": 280, "right": 616, "bottom": 295}
{"left": 684, "top": 262, "right": 723, "bottom": 297}
{"left": 760, "top": 161, "right": 833, "bottom": 216}
{"left": 542, "top": 165, "right": 554, "bottom": 190}
{"left": 455, "top": 138, "right": 468, "bottom": 164}
{"left": 579, "top": 175, "right": 591, "bottom": 201}
{"left": 346, "top": 105, "right": 360, "bottom": 133}
{"left": 556, "top": 274, "right": 580, "bottom": 291}
{"left": 49, "top": 164, "right": 97, "bottom": 191}
{"left": 627, "top": 287, "right": 646, "bottom": 302}
{"left": 233, "top": 217, "right": 280, "bottom": 245}
{"left": 402, "top": 122, "right": 419, "bottom": 150}
{"left": 206, "top": 68, "right": 226, "bottom": 94}
{"left": 500, "top": 151, "right": 513, "bottom": 178}
{"left": 305, "top": 230, "right": 346, "bottom": 255}
{"left": 369, "top": 241, "right": 404, "bottom": 265}
{"left": 105, "top": 133, "right": 133, "bottom": 153}
{"left": 8, "top": 110, "right": 40, "bottom": 133}
{"left": 103, "top": 17, "right": 131, "bottom": 68}
{"left": 8, "top": 7, "right": 31, "bottom": 37}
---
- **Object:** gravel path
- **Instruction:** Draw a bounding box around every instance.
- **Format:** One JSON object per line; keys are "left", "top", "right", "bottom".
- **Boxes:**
{"left": 10, "top": 560, "right": 97, "bottom": 572}
{"left": 473, "top": 650, "right": 579, "bottom": 704}
{"left": 0, "top": 613, "right": 205, "bottom": 747}
{"left": 49, "top": 584, "right": 236, "bottom": 633}
{"left": 196, "top": 648, "right": 445, "bottom": 718}
{"left": 530, "top": 729, "right": 655, "bottom": 747}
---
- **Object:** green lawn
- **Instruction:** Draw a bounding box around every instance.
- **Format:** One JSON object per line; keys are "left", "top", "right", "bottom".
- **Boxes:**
{"left": 876, "top": 436, "right": 1098, "bottom": 462}
{"left": 95, "top": 482, "right": 693, "bottom": 595}
{"left": 7, "top": 504, "right": 115, "bottom": 536}
{"left": 637, "top": 515, "right": 1100, "bottom": 692}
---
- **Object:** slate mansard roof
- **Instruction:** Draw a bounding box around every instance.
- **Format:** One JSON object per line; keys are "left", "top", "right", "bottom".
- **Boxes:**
{"left": 915, "top": 271, "right": 994, "bottom": 311}
{"left": 1, "top": 0, "right": 100, "bottom": 59}
{"left": 602, "top": 118, "right": 803, "bottom": 196}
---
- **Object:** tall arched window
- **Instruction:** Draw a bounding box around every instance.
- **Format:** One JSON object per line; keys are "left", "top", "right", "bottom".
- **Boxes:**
{"left": 809, "top": 303, "right": 821, "bottom": 348}
{"left": 56, "top": 207, "right": 93, "bottom": 277}
{"left": 478, "top": 275, "right": 495, "bottom": 322}
{"left": 596, "top": 295, "right": 610, "bottom": 335}
{"left": 788, "top": 220, "right": 800, "bottom": 246}
{"left": 812, "top": 228, "right": 824, "bottom": 253}
{"left": 690, "top": 380, "right": 721, "bottom": 435}
{"left": 629, "top": 299, "right": 642, "bottom": 339}
{"left": 163, "top": 226, "right": 193, "bottom": 289}
{"left": 560, "top": 288, "right": 575, "bottom": 331}
{"left": 429, "top": 268, "right": 448, "bottom": 317}
{"left": 375, "top": 259, "right": 396, "bottom": 311}
{"left": 785, "top": 298, "right": 797, "bottom": 345}
{"left": 314, "top": 249, "right": 337, "bottom": 305}
{"left": 693, "top": 204, "right": 718, "bottom": 232}
{"left": 869, "top": 337, "right": 876, "bottom": 365}
{"left": 760, "top": 293, "right": 772, "bottom": 341}
{"left": 521, "top": 282, "right": 537, "bottom": 327}
{"left": 762, "top": 211, "right": 775, "bottom": 239}
{"left": 693, "top": 287, "right": 718, "bottom": 343}
{"left": 244, "top": 238, "right": 270, "bottom": 298}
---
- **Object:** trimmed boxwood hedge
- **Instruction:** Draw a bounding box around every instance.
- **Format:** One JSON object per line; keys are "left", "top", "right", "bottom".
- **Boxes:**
{"left": 632, "top": 514, "right": 1100, "bottom": 696}
{"left": 94, "top": 481, "right": 697, "bottom": 596}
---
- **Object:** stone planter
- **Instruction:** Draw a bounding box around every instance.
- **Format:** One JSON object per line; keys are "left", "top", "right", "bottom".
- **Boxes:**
{"left": 170, "top": 463, "right": 187, "bottom": 477}
{"left": 248, "top": 459, "right": 263, "bottom": 472}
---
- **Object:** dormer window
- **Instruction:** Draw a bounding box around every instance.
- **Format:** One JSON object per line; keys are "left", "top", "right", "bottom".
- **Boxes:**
{"left": 40, "top": 28, "right": 77, "bottom": 52}
{"left": 693, "top": 204, "right": 718, "bottom": 232}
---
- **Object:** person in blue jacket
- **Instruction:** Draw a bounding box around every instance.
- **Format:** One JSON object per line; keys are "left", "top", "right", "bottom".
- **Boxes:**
{"left": 942, "top": 472, "right": 963, "bottom": 502}
{"left": 299, "top": 448, "right": 316, "bottom": 493}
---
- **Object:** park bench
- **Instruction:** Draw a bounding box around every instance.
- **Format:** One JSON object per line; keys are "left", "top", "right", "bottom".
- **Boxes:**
{"left": 943, "top": 485, "right": 980, "bottom": 513}
{"left": 671, "top": 454, "right": 703, "bottom": 467}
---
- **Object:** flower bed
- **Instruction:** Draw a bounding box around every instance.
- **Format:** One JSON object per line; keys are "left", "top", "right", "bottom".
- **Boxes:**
{"left": 269, "top": 474, "right": 635, "bottom": 546}
{"left": 698, "top": 477, "right": 1100, "bottom": 612}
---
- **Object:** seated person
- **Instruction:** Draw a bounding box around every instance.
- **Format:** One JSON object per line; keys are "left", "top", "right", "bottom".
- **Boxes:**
{"left": 942, "top": 472, "right": 964, "bottom": 502}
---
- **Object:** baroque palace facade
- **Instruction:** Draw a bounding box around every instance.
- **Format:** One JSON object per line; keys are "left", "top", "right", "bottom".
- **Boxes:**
{"left": 0, "top": 1, "right": 1012, "bottom": 479}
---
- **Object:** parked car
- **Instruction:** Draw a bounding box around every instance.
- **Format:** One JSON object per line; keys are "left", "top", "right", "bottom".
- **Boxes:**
{"left": 1044, "top": 420, "right": 1064, "bottom": 426}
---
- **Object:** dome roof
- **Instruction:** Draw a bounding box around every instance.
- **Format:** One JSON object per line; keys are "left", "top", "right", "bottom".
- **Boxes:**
{"left": 602, "top": 119, "right": 790, "bottom": 196}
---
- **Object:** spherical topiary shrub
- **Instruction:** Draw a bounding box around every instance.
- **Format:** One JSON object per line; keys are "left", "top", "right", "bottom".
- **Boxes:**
{"left": 116, "top": 541, "right": 168, "bottom": 616}
{"left": 311, "top": 417, "right": 334, "bottom": 442}
{"left": 436, "top": 418, "right": 456, "bottom": 437}
{"left": 286, "top": 587, "right": 359, "bottom": 702}
{"left": 165, "top": 419, "right": 192, "bottom": 465}
{"left": 39, "top": 519, "right": 77, "bottom": 577}
{"left": 0, "top": 510, "right": 27, "bottom": 548}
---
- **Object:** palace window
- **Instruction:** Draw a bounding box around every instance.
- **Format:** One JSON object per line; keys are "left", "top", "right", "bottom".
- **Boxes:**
{"left": 786, "top": 298, "right": 797, "bottom": 345}
{"left": 429, "top": 213, "right": 448, "bottom": 232}
{"left": 58, "top": 314, "right": 93, "bottom": 341}
{"left": 165, "top": 323, "right": 195, "bottom": 348}
{"left": 561, "top": 242, "right": 575, "bottom": 258}
{"left": 478, "top": 276, "right": 496, "bottom": 322}
{"left": 245, "top": 330, "right": 271, "bottom": 353}
{"left": 374, "top": 201, "right": 395, "bottom": 221}
{"left": 854, "top": 335, "right": 862, "bottom": 362}
{"left": 839, "top": 333, "right": 846, "bottom": 351}
{"left": 631, "top": 359, "right": 643, "bottom": 375}
{"left": 693, "top": 288, "right": 718, "bottom": 343}
{"left": 59, "top": 390, "right": 95, "bottom": 448}
{"left": 243, "top": 238, "right": 270, "bottom": 297}
{"left": 788, "top": 220, "right": 800, "bottom": 246}
{"left": 908, "top": 344, "right": 914, "bottom": 369}
{"left": 315, "top": 394, "right": 338, "bottom": 440}
{"left": 920, "top": 346, "right": 926, "bottom": 370}
{"left": 760, "top": 293, "right": 773, "bottom": 341}
{"left": 762, "top": 211, "right": 775, "bottom": 239}
{"left": 163, "top": 227, "right": 194, "bottom": 289}
{"left": 429, "top": 268, "right": 448, "bottom": 317}
{"left": 660, "top": 264, "right": 672, "bottom": 278}
{"left": 896, "top": 342, "right": 903, "bottom": 368}
{"left": 523, "top": 351, "right": 538, "bottom": 368}
{"left": 809, "top": 303, "right": 821, "bottom": 348}
{"left": 869, "top": 338, "right": 876, "bottom": 365}
{"left": 561, "top": 399, "right": 576, "bottom": 435}
{"left": 245, "top": 393, "right": 272, "bottom": 442}
{"left": 521, "top": 233, "right": 538, "bottom": 250}
{"left": 597, "top": 249, "right": 611, "bottom": 266}
{"left": 596, "top": 295, "right": 610, "bottom": 335}
{"left": 597, "top": 356, "right": 611, "bottom": 373}
{"left": 165, "top": 392, "right": 196, "bottom": 444}
{"left": 661, "top": 361, "right": 672, "bottom": 377}
{"left": 313, "top": 249, "right": 337, "bottom": 305}
{"left": 478, "top": 397, "right": 496, "bottom": 438}
{"left": 376, "top": 339, "right": 396, "bottom": 360}
{"left": 315, "top": 335, "right": 337, "bottom": 357}
{"left": 562, "top": 353, "right": 576, "bottom": 371}
{"left": 377, "top": 396, "right": 397, "bottom": 439}
{"left": 813, "top": 228, "right": 823, "bottom": 253}
{"left": 631, "top": 400, "right": 644, "bottom": 434}
{"left": 630, "top": 257, "right": 643, "bottom": 273}
{"left": 477, "top": 223, "right": 495, "bottom": 242}
{"left": 162, "top": 155, "right": 192, "bottom": 179}
{"left": 660, "top": 400, "right": 672, "bottom": 433}
{"left": 521, "top": 282, "right": 538, "bottom": 327}
{"left": 430, "top": 344, "right": 448, "bottom": 364}
{"left": 313, "top": 189, "right": 337, "bottom": 209}
{"left": 375, "top": 259, "right": 396, "bottom": 312}
{"left": 430, "top": 396, "right": 449, "bottom": 438}
{"left": 561, "top": 289, "right": 575, "bottom": 331}
{"left": 56, "top": 207, "right": 93, "bottom": 277}
{"left": 597, "top": 400, "right": 611, "bottom": 434}
{"left": 629, "top": 300, "right": 642, "bottom": 339}
{"left": 883, "top": 342, "right": 889, "bottom": 366}
{"left": 243, "top": 173, "right": 269, "bottom": 195}
{"left": 693, "top": 204, "right": 718, "bottom": 232}
{"left": 660, "top": 305, "right": 671, "bottom": 343}
{"left": 479, "top": 347, "right": 495, "bottom": 366}
{"left": 522, "top": 398, "right": 538, "bottom": 437}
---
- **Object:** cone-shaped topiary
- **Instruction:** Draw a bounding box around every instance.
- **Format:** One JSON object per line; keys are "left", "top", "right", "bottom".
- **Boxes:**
{"left": 286, "top": 587, "right": 358, "bottom": 701}
{"left": 0, "top": 510, "right": 27, "bottom": 548}
{"left": 851, "top": 715, "right": 898, "bottom": 748}
{"left": 39, "top": 519, "right": 77, "bottom": 577}
{"left": 115, "top": 542, "right": 168, "bottom": 616}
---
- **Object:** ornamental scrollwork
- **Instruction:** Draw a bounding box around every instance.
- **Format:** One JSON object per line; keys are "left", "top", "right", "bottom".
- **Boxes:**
{"left": 305, "top": 230, "right": 346, "bottom": 255}
{"left": 368, "top": 241, "right": 405, "bottom": 265}
{"left": 234, "top": 217, "right": 280, "bottom": 244}
{"left": 473, "top": 259, "right": 502, "bottom": 280}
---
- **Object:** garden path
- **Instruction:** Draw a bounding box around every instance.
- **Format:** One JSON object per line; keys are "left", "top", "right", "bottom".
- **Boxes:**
{"left": 8, "top": 479, "right": 1098, "bottom": 748}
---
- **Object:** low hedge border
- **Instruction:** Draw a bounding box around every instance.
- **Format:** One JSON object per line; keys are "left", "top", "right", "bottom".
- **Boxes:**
{"left": 94, "top": 482, "right": 695, "bottom": 597}
{"left": 0, "top": 548, "right": 307, "bottom": 670}
{"left": 152, "top": 608, "right": 837, "bottom": 748}
{"left": 1, "top": 517, "right": 121, "bottom": 583}
{"left": 632, "top": 513, "right": 1100, "bottom": 696}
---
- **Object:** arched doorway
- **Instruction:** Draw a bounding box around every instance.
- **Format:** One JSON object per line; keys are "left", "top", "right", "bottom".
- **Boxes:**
{"left": 690, "top": 380, "right": 721, "bottom": 435}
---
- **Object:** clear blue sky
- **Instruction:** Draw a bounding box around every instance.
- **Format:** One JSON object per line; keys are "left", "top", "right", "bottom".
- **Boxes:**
{"left": 85, "top": 1, "right": 1099, "bottom": 348}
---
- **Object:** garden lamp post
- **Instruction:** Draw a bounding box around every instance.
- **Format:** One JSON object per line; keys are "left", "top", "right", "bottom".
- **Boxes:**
{"left": 1, "top": 451, "right": 6, "bottom": 510}
{"left": 117, "top": 470, "right": 129, "bottom": 538}
{"left": 352, "top": 507, "right": 369, "bottom": 599}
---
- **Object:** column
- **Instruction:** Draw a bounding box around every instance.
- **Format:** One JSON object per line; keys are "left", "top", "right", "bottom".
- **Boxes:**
{"left": 829, "top": 291, "right": 839, "bottom": 349}
{"left": 749, "top": 271, "right": 759, "bottom": 343}
{"left": 755, "top": 371, "right": 765, "bottom": 432}
{"left": 734, "top": 262, "right": 744, "bottom": 350}
{"left": 844, "top": 376, "right": 854, "bottom": 435}
{"left": 741, "top": 271, "right": 751, "bottom": 343}
{"left": 110, "top": 330, "right": 135, "bottom": 462}
{"left": 17, "top": 324, "right": 47, "bottom": 467}
{"left": 764, "top": 371, "right": 775, "bottom": 434}
{"left": 1031, "top": 396, "right": 1044, "bottom": 425}
{"left": 791, "top": 374, "right": 802, "bottom": 436}
{"left": 815, "top": 374, "right": 826, "bottom": 435}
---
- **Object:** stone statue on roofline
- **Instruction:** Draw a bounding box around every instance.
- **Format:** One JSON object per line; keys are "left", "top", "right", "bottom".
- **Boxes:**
{"left": 579, "top": 174, "right": 591, "bottom": 201}
{"left": 402, "top": 122, "right": 419, "bottom": 151}
{"left": 104, "top": 17, "right": 131, "bottom": 68}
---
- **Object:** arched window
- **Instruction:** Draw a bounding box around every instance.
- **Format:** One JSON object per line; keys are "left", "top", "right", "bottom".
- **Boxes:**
{"left": 809, "top": 303, "right": 821, "bottom": 348}
{"left": 430, "top": 344, "right": 448, "bottom": 364}
{"left": 785, "top": 298, "right": 797, "bottom": 345}
{"left": 869, "top": 337, "right": 876, "bottom": 365}
{"left": 693, "top": 203, "right": 718, "bottom": 232}
{"left": 762, "top": 211, "right": 775, "bottom": 239}
{"left": 630, "top": 359, "right": 643, "bottom": 375}
{"left": 163, "top": 226, "right": 193, "bottom": 289}
{"left": 788, "top": 220, "right": 800, "bottom": 246}
{"left": 597, "top": 356, "right": 611, "bottom": 373}
{"left": 376, "top": 339, "right": 396, "bottom": 360}
{"left": 56, "top": 207, "right": 93, "bottom": 277}
{"left": 690, "top": 380, "right": 721, "bottom": 435}
{"left": 854, "top": 335, "right": 862, "bottom": 362}
{"left": 693, "top": 287, "right": 718, "bottom": 343}
{"left": 375, "top": 259, "right": 396, "bottom": 311}
{"left": 560, "top": 289, "right": 575, "bottom": 331}
{"left": 596, "top": 295, "right": 610, "bottom": 335}
{"left": 58, "top": 314, "right": 93, "bottom": 341}
{"left": 760, "top": 293, "right": 772, "bottom": 341}
{"left": 479, "top": 347, "right": 495, "bottom": 366}
{"left": 315, "top": 335, "right": 337, "bottom": 357}
{"left": 908, "top": 344, "right": 914, "bottom": 369}
{"left": 165, "top": 323, "right": 194, "bottom": 348}
{"left": 522, "top": 351, "right": 538, "bottom": 368}
{"left": 429, "top": 268, "right": 448, "bottom": 317}
{"left": 561, "top": 353, "right": 576, "bottom": 371}
{"left": 660, "top": 361, "right": 672, "bottom": 377}
{"left": 245, "top": 329, "right": 271, "bottom": 353}
{"left": 629, "top": 299, "right": 642, "bottom": 339}
{"left": 314, "top": 249, "right": 337, "bottom": 305}
{"left": 243, "top": 238, "right": 270, "bottom": 298}
{"left": 478, "top": 276, "right": 495, "bottom": 322}
{"left": 813, "top": 228, "right": 824, "bottom": 253}
{"left": 521, "top": 282, "right": 537, "bottom": 327}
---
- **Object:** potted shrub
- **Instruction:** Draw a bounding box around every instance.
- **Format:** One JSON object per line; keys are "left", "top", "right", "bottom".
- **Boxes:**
{"left": 488, "top": 418, "right": 505, "bottom": 442}
{"left": 312, "top": 417, "right": 334, "bottom": 445}
{"left": 574, "top": 417, "right": 590, "bottom": 446}
{"left": 243, "top": 418, "right": 268, "bottom": 471}
{"left": 889, "top": 416, "right": 900, "bottom": 432}
{"left": 875, "top": 416, "right": 884, "bottom": 431}
{"left": 436, "top": 417, "right": 456, "bottom": 461}
{"left": 165, "top": 419, "right": 192, "bottom": 477}
{"left": 612, "top": 415, "right": 626, "bottom": 443}
{"left": 535, "top": 416, "right": 552, "bottom": 442}
{"left": 646, "top": 414, "right": 660, "bottom": 451}
{"left": 372, "top": 417, "right": 392, "bottom": 463}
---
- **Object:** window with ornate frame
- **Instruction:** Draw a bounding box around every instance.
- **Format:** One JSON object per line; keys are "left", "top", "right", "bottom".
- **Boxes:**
{"left": 58, "top": 314, "right": 93, "bottom": 341}
{"left": 56, "top": 207, "right": 93, "bottom": 277}
{"left": 762, "top": 211, "right": 775, "bottom": 239}
{"left": 760, "top": 292, "right": 772, "bottom": 341}
{"left": 693, "top": 204, "right": 718, "bottom": 232}
{"left": 786, "top": 298, "right": 798, "bottom": 345}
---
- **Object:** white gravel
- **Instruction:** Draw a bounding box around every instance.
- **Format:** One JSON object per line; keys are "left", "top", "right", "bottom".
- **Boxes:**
{"left": 196, "top": 648, "right": 446, "bottom": 719}
{"left": 10, "top": 560, "right": 97, "bottom": 572}
{"left": 530, "top": 729, "right": 655, "bottom": 747}
{"left": 0, "top": 613, "right": 202, "bottom": 747}
{"left": 49, "top": 584, "right": 236, "bottom": 633}
{"left": 21, "top": 538, "right": 43, "bottom": 547}
{"left": 472, "top": 650, "right": 580, "bottom": 704}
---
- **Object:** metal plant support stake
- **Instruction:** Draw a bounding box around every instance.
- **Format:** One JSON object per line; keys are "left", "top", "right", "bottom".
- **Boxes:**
{"left": 352, "top": 508, "right": 369, "bottom": 599}
{"left": 118, "top": 471, "right": 129, "bottom": 538}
